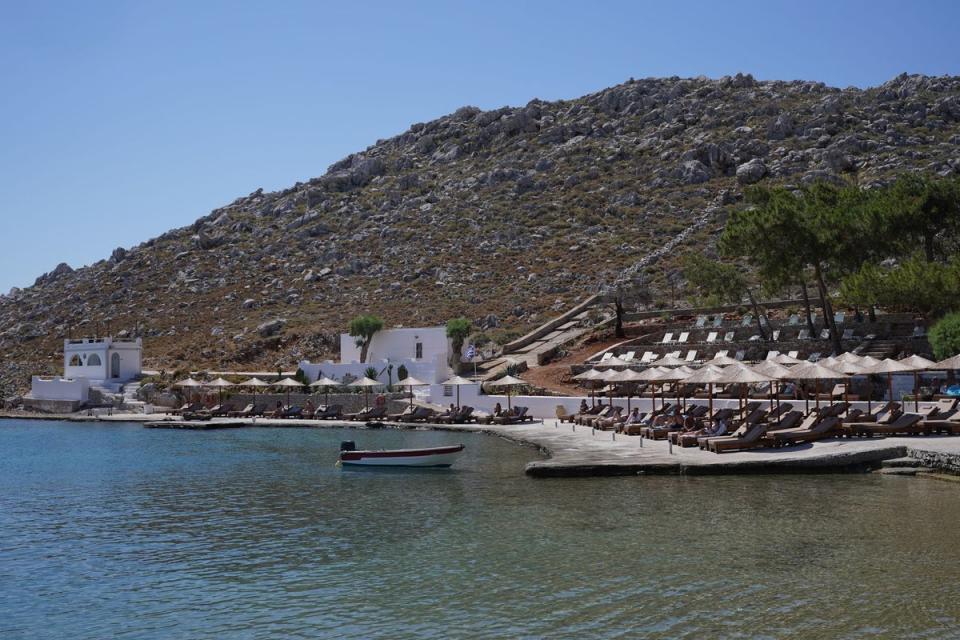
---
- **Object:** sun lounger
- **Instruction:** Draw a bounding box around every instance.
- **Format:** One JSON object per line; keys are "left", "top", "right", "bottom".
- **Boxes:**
{"left": 846, "top": 413, "right": 925, "bottom": 437}
{"left": 767, "top": 416, "right": 841, "bottom": 446}
{"left": 724, "top": 332, "right": 735, "bottom": 342}
{"left": 735, "top": 350, "right": 746, "bottom": 361}
{"left": 772, "top": 329, "right": 781, "bottom": 341}
{"left": 695, "top": 316, "right": 707, "bottom": 328}
{"left": 623, "top": 351, "right": 635, "bottom": 362}
{"left": 597, "top": 408, "right": 624, "bottom": 430}
{"left": 834, "top": 311, "right": 845, "bottom": 325}
{"left": 922, "top": 411, "right": 960, "bottom": 434}
{"left": 788, "top": 350, "right": 799, "bottom": 359}
{"left": 437, "top": 406, "right": 474, "bottom": 424}
{"left": 282, "top": 405, "right": 303, "bottom": 418}
{"left": 314, "top": 404, "right": 343, "bottom": 420}
{"left": 741, "top": 315, "right": 753, "bottom": 327}
{"left": 577, "top": 405, "right": 609, "bottom": 425}
{"left": 798, "top": 329, "right": 811, "bottom": 341}
{"left": 661, "top": 333, "right": 674, "bottom": 344}
{"left": 641, "top": 351, "right": 657, "bottom": 363}
{"left": 788, "top": 314, "right": 799, "bottom": 326}
{"left": 706, "top": 331, "right": 718, "bottom": 343}
{"left": 819, "top": 329, "right": 831, "bottom": 340}
{"left": 493, "top": 406, "right": 531, "bottom": 424}
{"left": 678, "top": 332, "right": 690, "bottom": 344}
{"left": 841, "top": 328, "right": 854, "bottom": 340}
{"left": 556, "top": 405, "right": 577, "bottom": 423}
{"left": 707, "top": 422, "right": 770, "bottom": 453}
{"left": 387, "top": 406, "right": 417, "bottom": 421}
{"left": 230, "top": 403, "right": 255, "bottom": 417}
{"left": 397, "top": 406, "right": 434, "bottom": 422}
{"left": 768, "top": 410, "right": 803, "bottom": 431}
{"left": 845, "top": 402, "right": 900, "bottom": 424}
{"left": 685, "top": 350, "right": 697, "bottom": 362}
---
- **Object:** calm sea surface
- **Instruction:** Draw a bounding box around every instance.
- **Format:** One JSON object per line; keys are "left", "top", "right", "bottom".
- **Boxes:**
{"left": 2, "top": 419, "right": 960, "bottom": 639}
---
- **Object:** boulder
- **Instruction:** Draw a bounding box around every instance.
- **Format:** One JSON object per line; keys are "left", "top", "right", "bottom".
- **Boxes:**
{"left": 736, "top": 158, "right": 767, "bottom": 185}
{"left": 257, "top": 318, "right": 287, "bottom": 338}
{"left": 676, "top": 160, "right": 712, "bottom": 184}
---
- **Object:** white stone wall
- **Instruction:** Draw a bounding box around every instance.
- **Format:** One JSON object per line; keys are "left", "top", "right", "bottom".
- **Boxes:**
{"left": 339, "top": 327, "right": 451, "bottom": 366}
{"left": 299, "top": 359, "right": 445, "bottom": 385}
{"left": 29, "top": 376, "right": 90, "bottom": 402}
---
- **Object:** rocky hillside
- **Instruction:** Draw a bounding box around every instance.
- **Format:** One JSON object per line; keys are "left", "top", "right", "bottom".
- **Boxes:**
{"left": 3, "top": 72, "right": 960, "bottom": 395}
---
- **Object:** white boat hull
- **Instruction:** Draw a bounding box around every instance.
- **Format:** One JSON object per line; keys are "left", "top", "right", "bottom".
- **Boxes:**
{"left": 339, "top": 444, "right": 465, "bottom": 468}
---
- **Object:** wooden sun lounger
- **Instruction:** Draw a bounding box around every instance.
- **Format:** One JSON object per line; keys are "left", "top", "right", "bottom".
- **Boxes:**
{"left": 707, "top": 422, "right": 769, "bottom": 453}
{"left": 766, "top": 416, "right": 841, "bottom": 446}
{"left": 556, "top": 405, "right": 577, "bottom": 423}
{"left": 922, "top": 411, "right": 960, "bottom": 434}
{"left": 397, "top": 407, "right": 434, "bottom": 422}
{"left": 314, "top": 404, "right": 343, "bottom": 419}
{"left": 845, "top": 413, "right": 925, "bottom": 437}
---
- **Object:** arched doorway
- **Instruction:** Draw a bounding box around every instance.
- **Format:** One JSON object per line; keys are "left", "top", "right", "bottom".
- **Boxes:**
{"left": 111, "top": 353, "right": 120, "bottom": 379}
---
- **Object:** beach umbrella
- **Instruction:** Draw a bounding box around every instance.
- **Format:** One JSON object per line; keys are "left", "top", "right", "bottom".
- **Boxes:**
{"left": 488, "top": 375, "right": 527, "bottom": 411}
{"left": 273, "top": 377, "right": 303, "bottom": 409}
{"left": 790, "top": 362, "right": 845, "bottom": 414}
{"left": 933, "top": 354, "right": 960, "bottom": 371}
{"left": 772, "top": 353, "right": 803, "bottom": 365}
{"left": 173, "top": 377, "right": 202, "bottom": 406}
{"left": 205, "top": 377, "right": 234, "bottom": 408}
{"left": 826, "top": 360, "right": 866, "bottom": 416}
{"left": 711, "top": 354, "right": 740, "bottom": 366}
{"left": 441, "top": 375, "right": 475, "bottom": 409}
{"left": 650, "top": 354, "right": 688, "bottom": 367}
{"left": 681, "top": 365, "right": 727, "bottom": 420}
{"left": 347, "top": 376, "right": 383, "bottom": 411}
{"left": 835, "top": 352, "right": 863, "bottom": 364}
{"left": 753, "top": 360, "right": 794, "bottom": 421}
{"left": 899, "top": 355, "right": 938, "bottom": 411}
{"left": 309, "top": 375, "right": 341, "bottom": 407}
{"left": 398, "top": 375, "right": 430, "bottom": 408}
{"left": 597, "top": 355, "right": 630, "bottom": 368}
{"left": 573, "top": 368, "right": 605, "bottom": 407}
{"left": 238, "top": 377, "right": 270, "bottom": 410}
{"left": 865, "top": 358, "right": 913, "bottom": 407}
{"left": 605, "top": 368, "right": 646, "bottom": 412}
{"left": 714, "top": 363, "right": 770, "bottom": 416}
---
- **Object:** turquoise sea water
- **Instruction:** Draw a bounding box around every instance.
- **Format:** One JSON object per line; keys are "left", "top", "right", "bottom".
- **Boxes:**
{"left": 2, "top": 419, "right": 960, "bottom": 639}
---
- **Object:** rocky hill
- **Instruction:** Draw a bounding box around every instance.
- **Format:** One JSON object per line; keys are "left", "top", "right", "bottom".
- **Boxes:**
{"left": 3, "top": 72, "right": 960, "bottom": 395}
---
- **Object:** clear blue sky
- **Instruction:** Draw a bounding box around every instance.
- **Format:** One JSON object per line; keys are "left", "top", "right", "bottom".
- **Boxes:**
{"left": 1, "top": 0, "right": 958, "bottom": 293}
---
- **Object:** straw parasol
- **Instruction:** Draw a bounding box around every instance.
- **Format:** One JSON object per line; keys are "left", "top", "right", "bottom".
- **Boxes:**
{"left": 597, "top": 355, "right": 630, "bottom": 368}
{"left": 713, "top": 363, "right": 771, "bottom": 415}
{"left": 205, "top": 377, "right": 234, "bottom": 407}
{"left": 826, "top": 360, "right": 866, "bottom": 415}
{"left": 865, "top": 358, "right": 913, "bottom": 408}
{"left": 309, "top": 375, "right": 341, "bottom": 407}
{"left": 347, "top": 376, "right": 383, "bottom": 411}
{"left": 441, "top": 375, "right": 475, "bottom": 409}
{"left": 488, "top": 375, "right": 527, "bottom": 411}
{"left": 397, "top": 375, "right": 430, "bottom": 408}
{"left": 573, "top": 368, "right": 605, "bottom": 407}
{"left": 753, "top": 359, "right": 795, "bottom": 420}
{"left": 650, "top": 354, "right": 688, "bottom": 367}
{"left": 789, "top": 362, "right": 844, "bottom": 414}
{"left": 711, "top": 354, "right": 740, "bottom": 366}
{"left": 174, "top": 377, "right": 202, "bottom": 406}
{"left": 681, "top": 365, "right": 728, "bottom": 419}
{"left": 772, "top": 353, "right": 803, "bottom": 365}
{"left": 605, "top": 368, "right": 646, "bottom": 412}
{"left": 899, "top": 355, "right": 938, "bottom": 411}
{"left": 933, "top": 354, "right": 960, "bottom": 371}
{"left": 273, "top": 377, "right": 303, "bottom": 409}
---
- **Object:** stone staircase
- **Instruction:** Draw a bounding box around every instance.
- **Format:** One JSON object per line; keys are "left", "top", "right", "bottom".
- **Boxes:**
{"left": 859, "top": 338, "right": 900, "bottom": 360}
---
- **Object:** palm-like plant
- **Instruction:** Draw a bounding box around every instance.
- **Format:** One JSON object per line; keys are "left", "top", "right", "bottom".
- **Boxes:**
{"left": 349, "top": 314, "right": 384, "bottom": 363}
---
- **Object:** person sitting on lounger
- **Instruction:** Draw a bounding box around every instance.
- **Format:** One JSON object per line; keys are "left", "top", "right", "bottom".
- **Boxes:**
{"left": 625, "top": 408, "right": 643, "bottom": 425}
{"left": 492, "top": 402, "right": 503, "bottom": 417}
{"left": 578, "top": 400, "right": 589, "bottom": 414}
{"left": 304, "top": 399, "right": 315, "bottom": 416}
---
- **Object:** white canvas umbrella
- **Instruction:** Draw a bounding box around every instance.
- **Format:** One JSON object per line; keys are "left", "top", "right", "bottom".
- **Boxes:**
{"left": 441, "top": 375, "right": 475, "bottom": 409}
{"left": 488, "top": 375, "right": 527, "bottom": 411}
{"left": 711, "top": 354, "right": 740, "bottom": 366}
{"left": 398, "top": 375, "right": 430, "bottom": 408}
{"left": 238, "top": 377, "right": 270, "bottom": 409}
{"left": 309, "top": 376, "right": 341, "bottom": 407}
{"left": 348, "top": 376, "right": 383, "bottom": 411}
{"left": 713, "top": 363, "right": 771, "bottom": 415}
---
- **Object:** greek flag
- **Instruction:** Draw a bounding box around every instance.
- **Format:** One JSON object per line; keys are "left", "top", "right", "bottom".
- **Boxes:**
{"left": 465, "top": 344, "right": 476, "bottom": 360}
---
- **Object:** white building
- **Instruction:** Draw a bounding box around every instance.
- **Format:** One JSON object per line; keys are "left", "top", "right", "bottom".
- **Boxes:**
{"left": 26, "top": 337, "right": 143, "bottom": 411}
{"left": 299, "top": 326, "right": 456, "bottom": 385}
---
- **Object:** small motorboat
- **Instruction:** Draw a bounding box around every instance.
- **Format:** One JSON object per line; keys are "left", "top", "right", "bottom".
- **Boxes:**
{"left": 338, "top": 441, "right": 465, "bottom": 468}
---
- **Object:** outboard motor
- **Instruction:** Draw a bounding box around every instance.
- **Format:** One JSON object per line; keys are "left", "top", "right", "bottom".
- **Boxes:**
{"left": 340, "top": 441, "right": 356, "bottom": 452}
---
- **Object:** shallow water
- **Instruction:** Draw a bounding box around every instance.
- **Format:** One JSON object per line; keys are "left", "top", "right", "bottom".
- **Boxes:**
{"left": 2, "top": 419, "right": 960, "bottom": 639}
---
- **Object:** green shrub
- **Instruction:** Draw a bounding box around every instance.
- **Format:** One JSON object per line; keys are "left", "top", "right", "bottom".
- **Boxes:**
{"left": 397, "top": 364, "right": 409, "bottom": 381}
{"left": 929, "top": 312, "right": 960, "bottom": 360}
